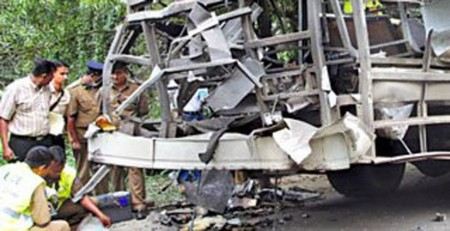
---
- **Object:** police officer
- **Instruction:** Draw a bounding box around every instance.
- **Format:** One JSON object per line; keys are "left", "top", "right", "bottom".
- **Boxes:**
{"left": 67, "top": 60, "right": 108, "bottom": 193}
{"left": 0, "top": 146, "right": 70, "bottom": 231}
{"left": 107, "top": 62, "right": 150, "bottom": 219}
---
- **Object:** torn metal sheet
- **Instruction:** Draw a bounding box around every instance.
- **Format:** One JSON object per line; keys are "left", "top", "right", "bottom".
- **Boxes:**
{"left": 374, "top": 103, "right": 414, "bottom": 140}
{"left": 189, "top": 4, "right": 231, "bottom": 60}
{"left": 206, "top": 58, "right": 265, "bottom": 111}
{"left": 302, "top": 113, "right": 374, "bottom": 170}
{"left": 422, "top": 0, "right": 450, "bottom": 58}
{"left": 272, "top": 118, "right": 318, "bottom": 165}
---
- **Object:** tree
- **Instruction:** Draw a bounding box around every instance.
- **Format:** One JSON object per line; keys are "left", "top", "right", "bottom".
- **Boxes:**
{"left": 0, "top": 0, "right": 126, "bottom": 84}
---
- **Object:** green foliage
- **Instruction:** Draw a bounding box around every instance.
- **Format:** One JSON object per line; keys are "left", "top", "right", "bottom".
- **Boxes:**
{"left": 0, "top": 0, "right": 126, "bottom": 84}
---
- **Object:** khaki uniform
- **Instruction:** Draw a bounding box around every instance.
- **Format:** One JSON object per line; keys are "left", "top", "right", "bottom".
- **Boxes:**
{"left": 67, "top": 85, "right": 108, "bottom": 193}
{"left": 30, "top": 185, "right": 70, "bottom": 231}
{"left": 109, "top": 81, "right": 149, "bottom": 210}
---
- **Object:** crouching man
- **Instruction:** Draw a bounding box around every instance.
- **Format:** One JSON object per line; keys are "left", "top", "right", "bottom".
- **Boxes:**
{"left": 46, "top": 146, "right": 112, "bottom": 228}
{"left": 0, "top": 146, "right": 70, "bottom": 231}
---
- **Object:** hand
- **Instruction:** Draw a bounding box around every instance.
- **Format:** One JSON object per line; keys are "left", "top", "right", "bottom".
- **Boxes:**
{"left": 98, "top": 214, "right": 112, "bottom": 227}
{"left": 71, "top": 141, "right": 81, "bottom": 150}
{"left": 2, "top": 146, "right": 15, "bottom": 161}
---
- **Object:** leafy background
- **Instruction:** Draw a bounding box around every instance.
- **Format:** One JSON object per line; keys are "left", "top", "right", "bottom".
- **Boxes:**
{"left": 0, "top": 0, "right": 126, "bottom": 85}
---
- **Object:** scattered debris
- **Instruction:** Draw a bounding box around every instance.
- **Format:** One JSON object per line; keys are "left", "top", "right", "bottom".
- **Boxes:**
{"left": 148, "top": 178, "right": 321, "bottom": 230}
{"left": 183, "top": 170, "right": 234, "bottom": 213}
{"left": 301, "top": 213, "right": 311, "bottom": 219}
{"left": 433, "top": 213, "right": 447, "bottom": 222}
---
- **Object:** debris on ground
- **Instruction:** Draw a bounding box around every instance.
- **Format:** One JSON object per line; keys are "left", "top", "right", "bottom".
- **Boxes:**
{"left": 130, "top": 178, "right": 322, "bottom": 230}
{"left": 433, "top": 212, "right": 447, "bottom": 222}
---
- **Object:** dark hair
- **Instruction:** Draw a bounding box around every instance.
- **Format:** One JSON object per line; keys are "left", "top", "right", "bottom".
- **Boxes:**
{"left": 24, "top": 146, "right": 54, "bottom": 168}
{"left": 54, "top": 60, "right": 70, "bottom": 69}
{"left": 32, "top": 58, "right": 57, "bottom": 76}
{"left": 112, "top": 61, "right": 128, "bottom": 73}
{"left": 48, "top": 146, "right": 66, "bottom": 165}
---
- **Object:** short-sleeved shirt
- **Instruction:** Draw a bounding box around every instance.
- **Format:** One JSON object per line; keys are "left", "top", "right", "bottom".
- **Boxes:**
{"left": 0, "top": 76, "right": 51, "bottom": 137}
{"left": 110, "top": 81, "right": 149, "bottom": 118}
{"left": 67, "top": 85, "right": 101, "bottom": 140}
{"left": 50, "top": 85, "right": 71, "bottom": 116}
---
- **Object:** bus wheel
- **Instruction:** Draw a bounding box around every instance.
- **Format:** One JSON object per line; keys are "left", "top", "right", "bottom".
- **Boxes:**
{"left": 327, "top": 163, "right": 405, "bottom": 197}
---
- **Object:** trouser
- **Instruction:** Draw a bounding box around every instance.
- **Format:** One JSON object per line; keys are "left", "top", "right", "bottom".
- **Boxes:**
{"left": 50, "top": 134, "right": 66, "bottom": 152}
{"left": 53, "top": 199, "right": 88, "bottom": 226}
{"left": 30, "top": 220, "right": 70, "bottom": 231}
{"left": 9, "top": 134, "right": 53, "bottom": 161}
{"left": 111, "top": 166, "right": 147, "bottom": 210}
{"left": 73, "top": 141, "right": 109, "bottom": 195}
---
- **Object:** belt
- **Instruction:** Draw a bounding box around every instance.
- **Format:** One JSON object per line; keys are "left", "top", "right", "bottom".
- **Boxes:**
{"left": 11, "top": 134, "right": 48, "bottom": 141}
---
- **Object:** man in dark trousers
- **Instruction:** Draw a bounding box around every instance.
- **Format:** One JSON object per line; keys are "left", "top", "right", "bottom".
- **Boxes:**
{"left": 0, "top": 59, "right": 56, "bottom": 162}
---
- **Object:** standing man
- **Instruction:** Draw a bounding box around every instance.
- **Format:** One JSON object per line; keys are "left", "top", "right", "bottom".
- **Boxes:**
{"left": 49, "top": 61, "right": 71, "bottom": 150}
{"left": 109, "top": 62, "right": 149, "bottom": 218}
{"left": 0, "top": 59, "right": 56, "bottom": 162}
{"left": 67, "top": 60, "right": 103, "bottom": 188}
{"left": 0, "top": 146, "right": 70, "bottom": 231}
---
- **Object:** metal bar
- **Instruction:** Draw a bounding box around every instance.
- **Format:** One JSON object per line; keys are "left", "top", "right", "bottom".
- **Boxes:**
{"left": 369, "top": 39, "right": 408, "bottom": 50}
{"left": 298, "top": 0, "right": 304, "bottom": 64}
{"left": 262, "top": 68, "right": 306, "bottom": 80}
{"left": 370, "top": 57, "right": 448, "bottom": 68}
{"left": 417, "top": 30, "right": 434, "bottom": 153}
{"left": 115, "top": 66, "right": 165, "bottom": 116}
{"left": 372, "top": 152, "right": 450, "bottom": 165}
{"left": 308, "top": 0, "right": 332, "bottom": 126}
{"left": 262, "top": 89, "right": 320, "bottom": 101}
{"left": 398, "top": 2, "right": 413, "bottom": 54}
{"left": 374, "top": 115, "right": 450, "bottom": 128}
{"left": 102, "top": 24, "right": 125, "bottom": 117}
{"left": 371, "top": 70, "right": 450, "bottom": 82}
{"left": 245, "top": 31, "right": 311, "bottom": 49}
{"left": 239, "top": 0, "right": 269, "bottom": 123}
{"left": 72, "top": 165, "right": 111, "bottom": 203}
{"left": 109, "top": 54, "right": 152, "bottom": 66}
{"left": 329, "top": 0, "right": 357, "bottom": 56}
{"left": 352, "top": 0, "right": 374, "bottom": 129}
{"left": 142, "top": 22, "right": 175, "bottom": 138}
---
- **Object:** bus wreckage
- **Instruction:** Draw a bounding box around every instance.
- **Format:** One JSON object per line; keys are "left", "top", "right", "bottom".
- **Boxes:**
{"left": 84, "top": 0, "right": 450, "bottom": 197}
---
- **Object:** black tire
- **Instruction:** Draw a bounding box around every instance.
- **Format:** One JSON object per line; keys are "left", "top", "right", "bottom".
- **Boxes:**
{"left": 414, "top": 160, "right": 450, "bottom": 177}
{"left": 327, "top": 163, "right": 405, "bottom": 197}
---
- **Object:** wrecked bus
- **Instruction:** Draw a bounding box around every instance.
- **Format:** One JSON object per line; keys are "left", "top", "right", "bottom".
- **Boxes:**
{"left": 85, "top": 0, "right": 450, "bottom": 197}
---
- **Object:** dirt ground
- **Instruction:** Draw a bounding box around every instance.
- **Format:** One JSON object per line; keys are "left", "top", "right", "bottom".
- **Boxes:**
{"left": 110, "top": 164, "right": 450, "bottom": 230}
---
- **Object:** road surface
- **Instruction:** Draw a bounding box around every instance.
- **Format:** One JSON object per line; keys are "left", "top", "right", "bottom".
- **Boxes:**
{"left": 281, "top": 164, "right": 450, "bottom": 231}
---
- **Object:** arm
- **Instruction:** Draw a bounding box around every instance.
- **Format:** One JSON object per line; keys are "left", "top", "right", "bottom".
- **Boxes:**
{"left": 66, "top": 89, "right": 80, "bottom": 150}
{"left": 0, "top": 118, "right": 14, "bottom": 161}
{"left": 67, "top": 116, "right": 80, "bottom": 150}
{"left": 30, "top": 184, "right": 52, "bottom": 228}
{"left": 80, "top": 196, "right": 112, "bottom": 227}
{"left": 0, "top": 85, "right": 17, "bottom": 161}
